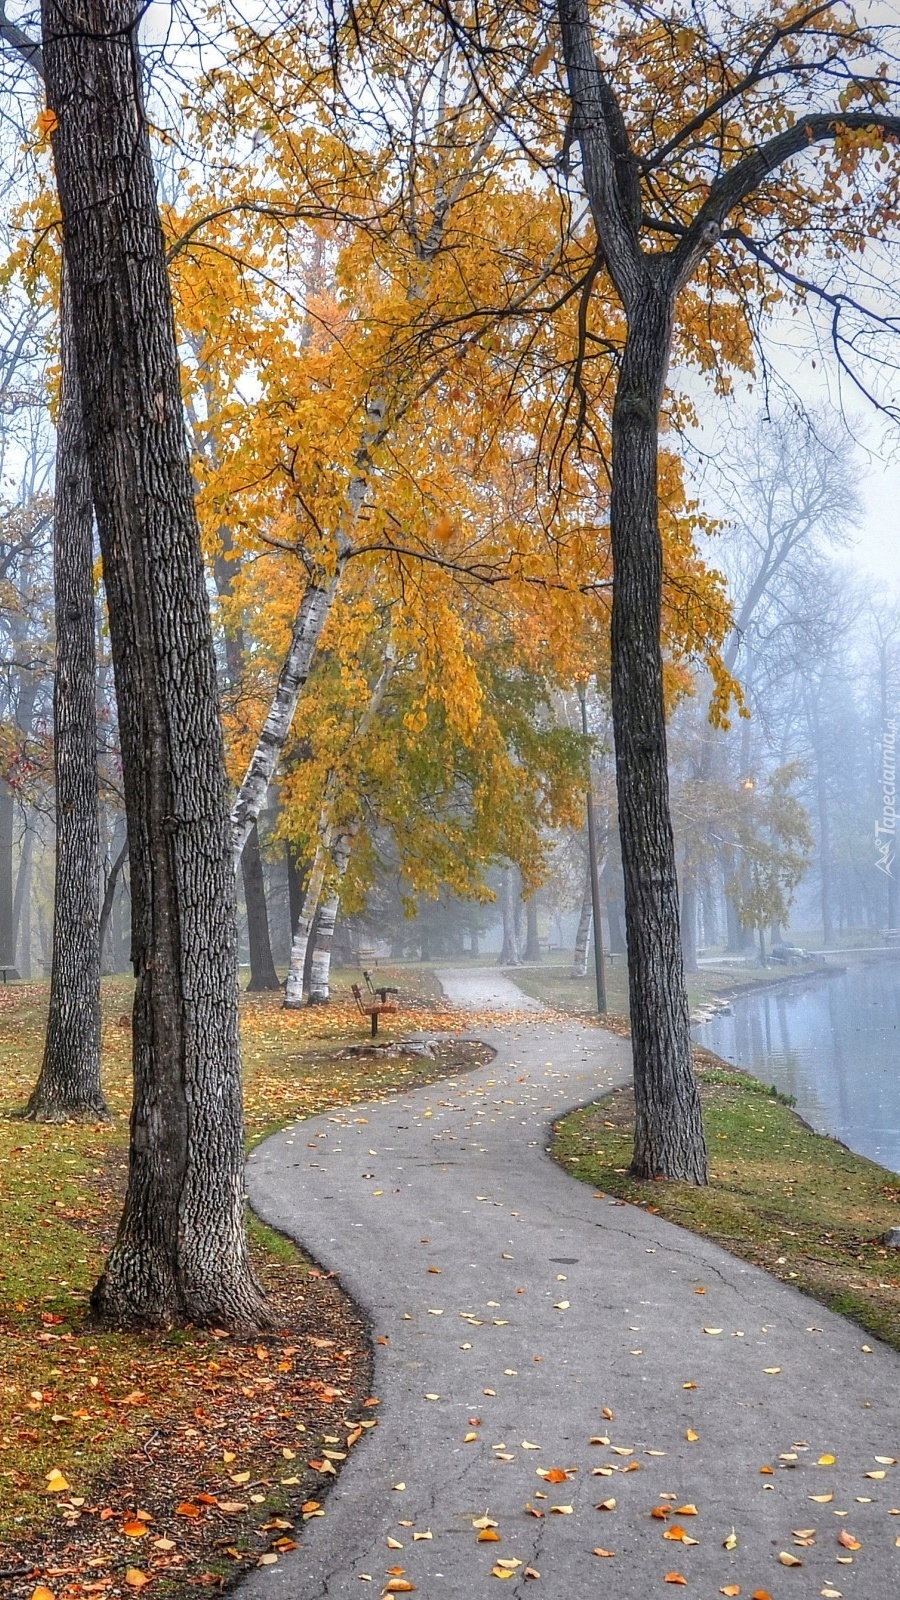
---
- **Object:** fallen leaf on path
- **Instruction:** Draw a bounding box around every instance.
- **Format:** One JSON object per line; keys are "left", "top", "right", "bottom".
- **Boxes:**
{"left": 664, "top": 1575, "right": 687, "bottom": 1586}
{"left": 778, "top": 1552, "right": 803, "bottom": 1566}
{"left": 478, "top": 1529, "right": 501, "bottom": 1542}
{"left": 45, "top": 1469, "right": 70, "bottom": 1493}
{"left": 809, "top": 1493, "right": 833, "bottom": 1503}
{"left": 386, "top": 1538, "right": 403, "bottom": 1550}
{"left": 122, "top": 1521, "right": 148, "bottom": 1538}
{"left": 837, "top": 1531, "right": 861, "bottom": 1550}
{"left": 383, "top": 1582, "right": 416, "bottom": 1594}
{"left": 817, "top": 1454, "right": 836, "bottom": 1465}
{"left": 124, "top": 1573, "right": 149, "bottom": 1590}
{"left": 592, "top": 1548, "right": 615, "bottom": 1558}
{"left": 864, "top": 1471, "right": 886, "bottom": 1479}
{"left": 473, "top": 1516, "right": 499, "bottom": 1530}
{"left": 550, "top": 1505, "right": 573, "bottom": 1514}
{"left": 412, "top": 1532, "right": 432, "bottom": 1542}
{"left": 523, "top": 1567, "right": 540, "bottom": 1579}
{"left": 31, "top": 1588, "right": 55, "bottom": 1600}
{"left": 602, "top": 1407, "right": 614, "bottom": 1420}
{"left": 703, "top": 1327, "right": 723, "bottom": 1335}
{"left": 651, "top": 1506, "right": 673, "bottom": 1520}
{"left": 541, "top": 1468, "right": 568, "bottom": 1483}
{"left": 676, "top": 1505, "right": 698, "bottom": 1516}
{"left": 720, "top": 1589, "right": 740, "bottom": 1597}
{"left": 686, "top": 1429, "right": 699, "bottom": 1442}
{"left": 723, "top": 1528, "right": 738, "bottom": 1550}
{"left": 596, "top": 1499, "right": 616, "bottom": 1511}
{"left": 874, "top": 1456, "right": 896, "bottom": 1465}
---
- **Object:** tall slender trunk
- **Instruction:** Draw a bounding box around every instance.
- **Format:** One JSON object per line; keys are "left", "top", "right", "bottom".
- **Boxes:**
{"left": 42, "top": 0, "right": 266, "bottom": 1326}
{"left": 571, "top": 872, "right": 592, "bottom": 978}
{"left": 25, "top": 279, "right": 106, "bottom": 1122}
{"left": 499, "top": 866, "right": 522, "bottom": 965}
{"left": 0, "top": 782, "right": 15, "bottom": 968}
{"left": 99, "top": 834, "right": 128, "bottom": 974}
{"left": 12, "top": 817, "right": 33, "bottom": 977}
{"left": 681, "top": 869, "right": 698, "bottom": 975}
{"left": 610, "top": 294, "right": 706, "bottom": 1181}
{"left": 307, "top": 829, "right": 355, "bottom": 1005}
{"left": 524, "top": 896, "right": 541, "bottom": 962}
{"left": 241, "top": 822, "right": 280, "bottom": 991}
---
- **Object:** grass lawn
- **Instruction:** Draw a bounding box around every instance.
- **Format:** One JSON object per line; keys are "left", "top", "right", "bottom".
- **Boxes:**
{"left": 0, "top": 968, "right": 489, "bottom": 1596}
{"left": 551, "top": 1048, "right": 900, "bottom": 1352}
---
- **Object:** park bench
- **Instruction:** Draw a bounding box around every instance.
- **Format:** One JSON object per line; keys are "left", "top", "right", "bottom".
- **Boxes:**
{"left": 0, "top": 967, "right": 19, "bottom": 984}
{"left": 351, "top": 978, "right": 399, "bottom": 1037}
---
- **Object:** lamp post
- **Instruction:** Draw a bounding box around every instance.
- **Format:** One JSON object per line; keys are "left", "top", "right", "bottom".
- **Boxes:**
{"left": 576, "top": 678, "right": 607, "bottom": 1014}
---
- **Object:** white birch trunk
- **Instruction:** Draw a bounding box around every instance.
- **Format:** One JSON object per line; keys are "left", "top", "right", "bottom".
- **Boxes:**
{"left": 283, "top": 648, "right": 395, "bottom": 1007}
{"left": 230, "top": 397, "right": 389, "bottom": 867}
{"left": 307, "top": 827, "right": 356, "bottom": 1005}
{"left": 572, "top": 873, "right": 593, "bottom": 978}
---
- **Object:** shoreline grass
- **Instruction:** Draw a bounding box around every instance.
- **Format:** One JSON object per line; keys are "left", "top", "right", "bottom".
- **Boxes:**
{"left": 551, "top": 1049, "right": 900, "bottom": 1352}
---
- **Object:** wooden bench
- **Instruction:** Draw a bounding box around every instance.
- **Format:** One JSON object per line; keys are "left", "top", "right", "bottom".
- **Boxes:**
{"left": 352, "top": 981, "right": 399, "bottom": 1037}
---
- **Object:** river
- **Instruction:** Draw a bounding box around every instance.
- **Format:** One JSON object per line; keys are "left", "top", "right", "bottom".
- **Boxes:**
{"left": 695, "top": 958, "right": 900, "bottom": 1176}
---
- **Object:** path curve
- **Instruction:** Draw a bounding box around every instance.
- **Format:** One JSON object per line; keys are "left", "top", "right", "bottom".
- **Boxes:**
{"left": 242, "top": 971, "right": 900, "bottom": 1599}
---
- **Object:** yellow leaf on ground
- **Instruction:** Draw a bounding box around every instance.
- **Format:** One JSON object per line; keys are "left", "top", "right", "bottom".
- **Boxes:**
{"left": 778, "top": 1552, "right": 803, "bottom": 1566}
{"left": 721, "top": 1588, "right": 741, "bottom": 1597}
{"left": 124, "top": 1572, "right": 149, "bottom": 1590}
{"left": 686, "top": 1429, "right": 699, "bottom": 1442}
{"left": 664, "top": 1575, "right": 687, "bottom": 1586}
{"left": 592, "top": 1547, "right": 615, "bottom": 1557}
{"left": 122, "top": 1521, "right": 148, "bottom": 1538}
{"left": 45, "top": 1469, "right": 69, "bottom": 1493}
{"left": 478, "top": 1529, "right": 501, "bottom": 1542}
{"left": 31, "top": 1588, "right": 56, "bottom": 1600}
{"left": 809, "top": 1493, "right": 833, "bottom": 1503}
{"left": 676, "top": 1505, "right": 698, "bottom": 1516}
{"left": 723, "top": 1528, "right": 738, "bottom": 1549}
{"left": 818, "top": 1454, "right": 836, "bottom": 1465}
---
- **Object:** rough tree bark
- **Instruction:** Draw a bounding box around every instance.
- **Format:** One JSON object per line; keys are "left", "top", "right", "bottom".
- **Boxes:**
{"left": 99, "top": 835, "right": 128, "bottom": 973}
{"left": 24, "top": 285, "right": 106, "bottom": 1122}
{"left": 41, "top": 0, "right": 267, "bottom": 1326}
{"left": 560, "top": 0, "right": 707, "bottom": 1179}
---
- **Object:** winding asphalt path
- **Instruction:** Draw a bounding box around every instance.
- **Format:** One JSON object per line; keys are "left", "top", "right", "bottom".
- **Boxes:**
{"left": 243, "top": 971, "right": 900, "bottom": 1599}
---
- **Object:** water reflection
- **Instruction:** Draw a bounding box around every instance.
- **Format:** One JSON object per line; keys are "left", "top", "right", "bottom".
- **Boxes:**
{"left": 697, "top": 959, "right": 900, "bottom": 1176}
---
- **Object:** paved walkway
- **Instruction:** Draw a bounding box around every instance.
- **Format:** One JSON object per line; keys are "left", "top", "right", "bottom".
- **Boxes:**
{"left": 243, "top": 972, "right": 900, "bottom": 1599}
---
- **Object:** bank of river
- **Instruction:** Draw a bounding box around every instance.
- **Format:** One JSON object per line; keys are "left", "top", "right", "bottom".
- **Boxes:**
{"left": 696, "top": 957, "right": 900, "bottom": 1175}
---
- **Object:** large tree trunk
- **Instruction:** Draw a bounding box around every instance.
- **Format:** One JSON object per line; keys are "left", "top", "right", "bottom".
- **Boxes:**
{"left": 42, "top": 0, "right": 267, "bottom": 1327}
{"left": 25, "top": 289, "right": 106, "bottom": 1122}
{"left": 681, "top": 869, "right": 698, "bottom": 975}
{"left": 610, "top": 295, "right": 707, "bottom": 1182}
{"left": 241, "top": 822, "right": 280, "bottom": 991}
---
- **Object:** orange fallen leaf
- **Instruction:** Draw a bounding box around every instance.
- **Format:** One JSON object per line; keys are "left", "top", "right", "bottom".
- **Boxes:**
{"left": 175, "top": 1503, "right": 200, "bottom": 1518}
{"left": 837, "top": 1530, "right": 861, "bottom": 1550}
{"left": 122, "top": 1521, "right": 147, "bottom": 1538}
{"left": 31, "top": 1589, "right": 55, "bottom": 1600}
{"left": 663, "top": 1526, "right": 690, "bottom": 1542}
{"left": 720, "top": 1589, "right": 741, "bottom": 1597}
{"left": 676, "top": 1505, "right": 698, "bottom": 1516}
{"left": 602, "top": 1408, "right": 613, "bottom": 1420}
{"left": 383, "top": 1583, "right": 416, "bottom": 1595}
{"left": 592, "top": 1548, "right": 615, "bottom": 1558}
{"left": 751, "top": 1593, "right": 772, "bottom": 1600}
{"left": 544, "top": 1467, "right": 568, "bottom": 1483}
{"left": 124, "top": 1574, "right": 149, "bottom": 1591}
{"left": 478, "top": 1529, "right": 501, "bottom": 1543}
{"left": 664, "top": 1576, "right": 687, "bottom": 1586}
{"left": 686, "top": 1429, "right": 699, "bottom": 1442}
{"left": 651, "top": 1506, "right": 673, "bottom": 1520}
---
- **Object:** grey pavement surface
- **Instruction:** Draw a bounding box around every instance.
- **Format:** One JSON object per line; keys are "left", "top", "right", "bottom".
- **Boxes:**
{"left": 433, "top": 966, "right": 543, "bottom": 1011}
{"left": 242, "top": 972, "right": 900, "bottom": 1599}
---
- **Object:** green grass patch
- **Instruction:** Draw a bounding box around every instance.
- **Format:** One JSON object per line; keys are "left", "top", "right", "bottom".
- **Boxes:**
{"left": 551, "top": 1052, "right": 900, "bottom": 1351}
{"left": 511, "top": 957, "right": 792, "bottom": 1018}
